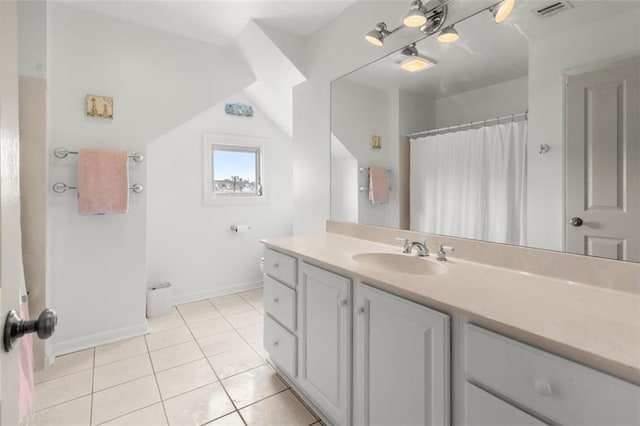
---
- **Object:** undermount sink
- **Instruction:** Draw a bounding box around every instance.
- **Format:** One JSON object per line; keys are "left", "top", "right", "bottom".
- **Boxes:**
{"left": 352, "top": 253, "right": 447, "bottom": 276}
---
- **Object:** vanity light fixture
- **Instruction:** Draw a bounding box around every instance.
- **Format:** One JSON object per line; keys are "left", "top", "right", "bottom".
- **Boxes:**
{"left": 491, "top": 0, "right": 516, "bottom": 24}
{"left": 403, "top": 0, "right": 428, "bottom": 28}
{"left": 365, "top": 0, "right": 448, "bottom": 46}
{"left": 399, "top": 44, "right": 436, "bottom": 72}
{"left": 437, "top": 25, "right": 459, "bottom": 43}
{"left": 365, "top": 22, "right": 392, "bottom": 46}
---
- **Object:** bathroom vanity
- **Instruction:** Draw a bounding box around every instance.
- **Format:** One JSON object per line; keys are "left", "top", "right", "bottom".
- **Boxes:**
{"left": 261, "top": 223, "right": 640, "bottom": 426}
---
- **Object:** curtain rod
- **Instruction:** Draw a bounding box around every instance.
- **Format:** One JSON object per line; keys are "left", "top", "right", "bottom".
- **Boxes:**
{"left": 407, "top": 111, "right": 528, "bottom": 139}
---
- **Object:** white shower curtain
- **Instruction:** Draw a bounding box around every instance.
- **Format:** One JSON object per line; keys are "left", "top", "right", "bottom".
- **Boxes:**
{"left": 410, "top": 121, "right": 527, "bottom": 245}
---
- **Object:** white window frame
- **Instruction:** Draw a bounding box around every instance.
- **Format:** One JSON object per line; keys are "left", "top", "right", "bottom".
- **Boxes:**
{"left": 203, "top": 133, "right": 266, "bottom": 205}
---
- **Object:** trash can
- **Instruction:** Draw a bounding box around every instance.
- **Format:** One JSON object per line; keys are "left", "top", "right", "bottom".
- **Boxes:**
{"left": 146, "top": 282, "right": 172, "bottom": 318}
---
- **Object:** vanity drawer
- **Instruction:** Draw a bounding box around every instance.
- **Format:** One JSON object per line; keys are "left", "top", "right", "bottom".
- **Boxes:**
{"left": 264, "top": 275, "right": 296, "bottom": 332}
{"left": 466, "top": 324, "right": 640, "bottom": 425}
{"left": 264, "top": 314, "right": 297, "bottom": 378}
{"left": 263, "top": 248, "right": 297, "bottom": 288}
{"left": 466, "top": 383, "right": 547, "bottom": 425}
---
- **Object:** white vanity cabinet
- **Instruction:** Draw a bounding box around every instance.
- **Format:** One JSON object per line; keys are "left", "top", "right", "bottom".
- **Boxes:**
{"left": 262, "top": 248, "right": 298, "bottom": 379}
{"left": 297, "top": 262, "right": 352, "bottom": 426}
{"left": 464, "top": 324, "right": 640, "bottom": 425}
{"left": 353, "top": 283, "right": 450, "bottom": 426}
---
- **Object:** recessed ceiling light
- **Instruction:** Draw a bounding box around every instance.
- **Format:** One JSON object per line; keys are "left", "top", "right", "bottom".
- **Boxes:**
{"left": 399, "top": 43, "right": 436, "bottom": 72}
{"left": 400, "top": 56, "right": 434, "bottom": 72}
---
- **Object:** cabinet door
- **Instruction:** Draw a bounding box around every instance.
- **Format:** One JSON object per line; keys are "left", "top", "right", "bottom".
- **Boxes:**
{"left": 354, "top": 283, "right": 450, "bottom": 426}
{"left": 298, "top": 263, "right": 351, "bottom": 425}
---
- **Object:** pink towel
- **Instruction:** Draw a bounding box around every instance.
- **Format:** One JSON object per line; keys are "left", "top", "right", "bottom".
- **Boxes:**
{"left": 77, "top": 149, "right": 129, "bottom": 214}
{"left": 368, "top": 166, "right": 389, "bottom": 204}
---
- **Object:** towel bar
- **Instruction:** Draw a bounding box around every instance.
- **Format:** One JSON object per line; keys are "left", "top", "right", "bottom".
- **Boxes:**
{"left": 54, "top": 147, "right": 144, "bottom": 163}
{"left": 52, "top": 182, "right": 144, "bottom": 194}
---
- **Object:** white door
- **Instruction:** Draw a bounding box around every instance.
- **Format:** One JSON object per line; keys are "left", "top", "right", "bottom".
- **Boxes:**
{"left": 353, "top": 282, "right": 450, "bottom": 426}
{"left": 566, "top": 57, "right": 640, "bottom": 261}
{"left": 1, "top": 1, "right": 24, "bottom": 424}
{"left": 298, "top": 262, "right": 351, "bottom": 425}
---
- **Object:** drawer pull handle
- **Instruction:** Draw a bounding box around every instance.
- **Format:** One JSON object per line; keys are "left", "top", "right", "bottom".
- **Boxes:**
{"left": 358, "top": 306, "right": 365, "bottom": 315}
{"left": 273, "top": 340, "right": 280, "bottom": 347}
{"left": 533, "top": 379, "right": 553, "bottom": 397}
{"left": 273, "top": 297, "right": 279, "bottom": 303}
{"left": 273, "top": 262, "right": 280, "bottom": 268}
{"left": 339, "top": 299, "right": 348, "bottom": 307}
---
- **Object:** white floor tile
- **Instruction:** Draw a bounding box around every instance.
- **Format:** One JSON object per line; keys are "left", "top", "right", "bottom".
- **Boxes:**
{"left": 32, "top": 395, "right": 92, "bottom": 426}
{"left": 236, "top": 323, "right": 264, "bottom": 344}
{"left": 94, "top": 336, "right": 148, "bottom": 367}
{"left": 187, "top": 316, "right": 233, "bottom": 340}
{"left": 177, "top": 300, "right": 222, "bottom": 325}
{"left": 224, "top": 311, "right": 263, "bottom": 329}
{"left": 197, "top": 330, "right": 248, "bottom": 357}
{"left": 34, "top": 349, "right": 94, "bottom": 384}
{"left": 238, "top": 288, "right": 263, "bottom": 300}
{"left": 155, "top": 359, "right": 217, "bottom": 400}
{"left": 163, "top": 383, "right": 235, "bottom": 426}
{"left": 149, "top": 340, "right": 204, "bottom": 372}
{"left": 102, "top": 403, "right": 167, "bottom": 425}
{"left": 147, "top": 307, "right": 185, "bottom": 333}
{"left": 208, "top": 412, "right": 246, "bottom": 425}
{"left": 145, "top": 325, "right": 194, "bottom": 352}
{"left": 240, "top": 390, "right": 316, "bottom": 426}
{"left": 209, "top": 294, "right": 245, "bottom": 306}
{"left": 93, "top": 353, "right": 153, "bottom": 392}
{"left": 91, "top": 375, "right": 161, "bottom": 425}
{"left": 214, "top": 299, "right": 255, "bottom": 316}
{"left": 222, "top": 365, "right": 287, "bottom": 408}
{"left": 208, "top": 346, "right": 264, "bottom": 379}
{"left": 34, "top": 369, "right": 93, "bottom": 411}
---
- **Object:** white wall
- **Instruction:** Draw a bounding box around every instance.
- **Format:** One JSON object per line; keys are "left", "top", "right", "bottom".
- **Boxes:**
{"left": 17, "top": 1, "right": 46, "bottom": 79}
{"left": 330, "top": 135, "right": 358, "bottom": 223}
{"left": 527, "top": 10, "right": 640, "bottom": 252}
{"left": 434, "top": 76, "right": 528, "bottom": 129}
{"left": 292, "top": 79, "right": 331, "bottom": 234}
{"left": 331, "top": 79, "right": 396, "bottom": 228}
{"left": 147, "top": 93, "right": 292, "bottom": 303}
{"left": 398, "top": 90, "right": 436, "bottom": 136}
{"left": 48, "top": 4, "right": 255, "bottom": 354}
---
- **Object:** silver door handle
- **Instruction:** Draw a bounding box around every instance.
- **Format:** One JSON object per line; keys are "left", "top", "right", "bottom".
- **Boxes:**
{"left": 569, "top": 217, "right": 583, "bottom": 227}
{"left": 4, "top": 308, "right": 57, "bottom": 352}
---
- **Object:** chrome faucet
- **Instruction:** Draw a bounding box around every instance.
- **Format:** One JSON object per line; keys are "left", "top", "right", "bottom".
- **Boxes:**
{"left": 436, "top": 244, "right": 455, "bottom": 261}
{"left": 395, "top": 238, "right": 429, "bottom": 257}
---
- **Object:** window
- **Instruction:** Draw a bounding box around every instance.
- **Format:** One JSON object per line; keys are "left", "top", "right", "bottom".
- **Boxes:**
{"left": 203, "top": 134, "right": 264, "bottom": 205}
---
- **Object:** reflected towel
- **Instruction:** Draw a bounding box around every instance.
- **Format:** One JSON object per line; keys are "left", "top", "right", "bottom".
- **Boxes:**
{"left": 368, "top": 166, "right": 389, "bottom": 204}
{"left": 77, "top": 149, "right": 129, "bottom": 214}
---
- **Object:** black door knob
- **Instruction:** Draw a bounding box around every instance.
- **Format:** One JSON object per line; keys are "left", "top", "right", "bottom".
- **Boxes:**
{"left": 569, "top": 217, "right": 583, "bottom": 227}
{"left": 3, "top": 308, "right": 57, "bottom": 352}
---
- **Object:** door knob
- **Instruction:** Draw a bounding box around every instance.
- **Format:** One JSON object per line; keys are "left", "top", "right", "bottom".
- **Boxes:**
{"left": 4, "top": 308, "right": 57, "bottom": 352}
{"left": 569, "top": 217, "right": 583, "bottom": 227}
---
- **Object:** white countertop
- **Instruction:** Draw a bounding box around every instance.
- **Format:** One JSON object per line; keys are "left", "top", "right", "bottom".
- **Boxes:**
{"left": 262, "top": 232, "right": 640, "bottom": 384}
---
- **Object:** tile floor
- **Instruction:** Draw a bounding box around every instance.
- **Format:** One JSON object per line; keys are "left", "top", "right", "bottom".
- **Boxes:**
{"left": 32, "top": 288, "right": 321, "bottom": 426}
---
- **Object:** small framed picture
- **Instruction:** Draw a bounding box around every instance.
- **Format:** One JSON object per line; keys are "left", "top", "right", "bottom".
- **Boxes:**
{"left": 86, "top": 95, "right": 113, "bottom": 119}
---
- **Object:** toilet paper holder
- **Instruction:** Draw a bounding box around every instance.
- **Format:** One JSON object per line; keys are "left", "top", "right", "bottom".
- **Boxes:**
{"left": 230, "top": 225, "right": 251, "bottom": 233}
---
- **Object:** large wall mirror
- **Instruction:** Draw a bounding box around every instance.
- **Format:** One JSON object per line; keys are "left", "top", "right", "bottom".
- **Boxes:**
{"left": 330, "top": 0, "right": 639, "bottom": 262}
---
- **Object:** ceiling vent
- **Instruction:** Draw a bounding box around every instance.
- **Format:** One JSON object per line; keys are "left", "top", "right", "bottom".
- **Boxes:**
{"left": 533, "top": 1, "right": 574, "bottom": 19}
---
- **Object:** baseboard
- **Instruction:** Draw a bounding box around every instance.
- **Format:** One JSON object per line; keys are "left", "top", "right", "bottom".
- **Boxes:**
{"left": 171, "top": 280, "right": 263, "bottom": 305}
{"left": 53, "top": 320, "right": 150, "bottom": 357}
